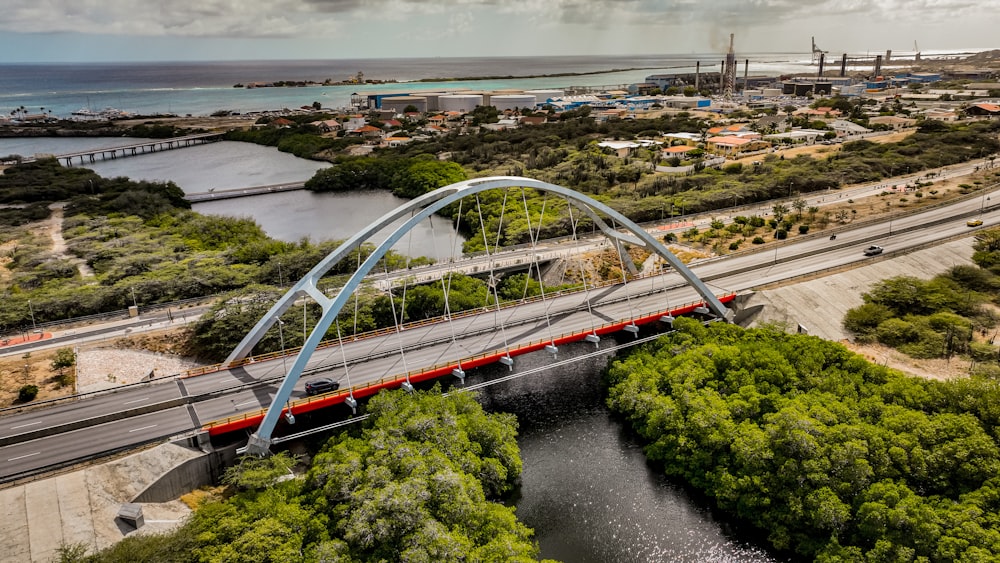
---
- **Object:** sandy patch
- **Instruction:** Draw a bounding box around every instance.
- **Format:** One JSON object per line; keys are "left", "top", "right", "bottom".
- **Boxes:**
{"left": 76, "top": 348, "right": 202, "bottom": 393}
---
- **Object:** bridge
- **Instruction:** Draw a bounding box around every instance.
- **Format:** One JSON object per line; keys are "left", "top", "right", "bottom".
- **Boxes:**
{"left": 184, "top": 181, "right": 307, "bottom": 202}
{"left": 1, "top": 177, "right": 998, "bottom": 479}
{"left": 50, "top": 133, "right": 225, "bottom": 166}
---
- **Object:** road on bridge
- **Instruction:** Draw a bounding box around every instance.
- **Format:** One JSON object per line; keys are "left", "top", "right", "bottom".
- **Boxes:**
{"left": 1, "top": 184, "right": 998, "bottom": 480}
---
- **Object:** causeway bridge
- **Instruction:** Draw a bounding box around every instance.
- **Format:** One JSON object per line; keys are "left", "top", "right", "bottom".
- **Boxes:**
{"left": 52, "top": 133, "right": 225, "bottom": 166}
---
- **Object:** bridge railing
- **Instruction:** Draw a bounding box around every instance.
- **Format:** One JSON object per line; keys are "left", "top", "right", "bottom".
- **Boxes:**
{"left": 180, "top": 264, "right": 686, "bottom": 379}
{"left": 200, "top": 293, "right": 735, "bottom": 433}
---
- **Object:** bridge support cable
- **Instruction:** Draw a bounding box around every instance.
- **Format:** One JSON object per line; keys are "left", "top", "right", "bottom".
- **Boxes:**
{"left": 335, "top": 324, "right": 358, "bottom": 414}
{"left": 476, "top": 193, "right": 514, "bottom": 368}
{"left": 566, "top": 199, "right": 601, "bottom": 346}
{"left": 437, "top": 199, "right": 467, "bottom": 382}
{"left": 611, "top": 217, "right": 640, "bottom": 337}
{"left": 389, "top": 216, "right": 417, "bottom": 392}
{"left": 237, "top": 176, "right": 730, "bottom": 456}
{"left": 381, "top": 258, "right": 413, "bottom": 392}
{"left": 353, "top": 250, "right": 362, "bottom": 336}
{"left": 521, "top": 190, "right": 559, "bottom": 356}
{"left": 655, "top": 260, "right": 676, "bottom": 327}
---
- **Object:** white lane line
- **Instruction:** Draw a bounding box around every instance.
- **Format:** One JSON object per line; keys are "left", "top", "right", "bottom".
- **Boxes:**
{"left": 122, "top": 397, "right": 149, "bottom": 405}
{"left": 8, "top": 451, "right": 40, "bottom": 462}
{"left": 128, "top": 424, "right": 158, "bottom": 433}
{"left": 10, "top": 421, "right": 42, "bottom": 430}
{"left": 233, "top": 400, "right": 258, "bottom": 408}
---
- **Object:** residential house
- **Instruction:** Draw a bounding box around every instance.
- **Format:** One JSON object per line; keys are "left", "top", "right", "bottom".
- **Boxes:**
{"left": 705, "top": 136, "right": 770, "bottom": 156}
{"left": 382, "top": 135, "right": 413, "bottom": 148}
{"left": 829, "top": 120, "right": 870, "bottom": 138}
{"left": 763, "top": 128, "right": 827, "bottom": 144}
{"left": 519, "top": 116, "right": 548, "bottom": 126}
{"left": 868, "top": 115, "right": 918, "bottom": 129}
{"left": 345, "top": 115, "right": 367, "bottom": 131}
{"left": 351, "top": 125, "right": 385, "bottom": 142}
{"left": 663, "top": 132, "right": 703, "bottom": 146}
{"left": 921, "top": 108, "right": 959, "bottom": 122}
{"left": 965, "top": 103, "right": 1000, "bottom": 118}
{"left": 310, "top": 119, "right": 342, "bottom": 133}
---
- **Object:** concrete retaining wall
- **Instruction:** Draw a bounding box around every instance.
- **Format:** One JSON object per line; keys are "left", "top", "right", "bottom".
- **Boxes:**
{"left": 132, "top": 438, "right": 240, "bottom": 503}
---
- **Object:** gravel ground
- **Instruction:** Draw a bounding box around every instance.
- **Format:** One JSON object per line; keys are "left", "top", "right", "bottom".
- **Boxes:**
{"left": 76, "top": 348, "right": 202, "bottom": 393}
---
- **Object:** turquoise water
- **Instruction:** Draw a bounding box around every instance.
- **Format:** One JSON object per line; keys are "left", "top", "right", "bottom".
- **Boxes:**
{"left": 0, "top": 55, "right": 816, "bottom": 118}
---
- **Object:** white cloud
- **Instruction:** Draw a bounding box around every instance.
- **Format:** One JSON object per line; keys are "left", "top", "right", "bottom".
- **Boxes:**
{"left": 0, "top": 0, "right": 995, "bottom": 57}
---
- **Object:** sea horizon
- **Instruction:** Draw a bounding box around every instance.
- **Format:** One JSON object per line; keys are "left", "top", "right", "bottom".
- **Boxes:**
{"left": 0, "top": 49, "right": 991, "bottom": 119}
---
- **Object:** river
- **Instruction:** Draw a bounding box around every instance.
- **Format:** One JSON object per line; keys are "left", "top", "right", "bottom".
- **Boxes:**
{"left": 469, "top": 341, "right": 782, "bottom": 563}
{"left": 0, "top": 137, "right": 464, "bottom": 260}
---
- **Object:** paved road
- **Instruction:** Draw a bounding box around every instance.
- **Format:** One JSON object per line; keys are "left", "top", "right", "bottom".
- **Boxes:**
{"left": 2, "top": 186, "right": 997, "bottom": 480}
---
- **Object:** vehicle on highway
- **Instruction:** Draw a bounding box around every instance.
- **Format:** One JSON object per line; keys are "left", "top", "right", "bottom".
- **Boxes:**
{"left": 305, "top": 377, "right": 340, "bottom": 396}
{"left": 967, "top": 219, "right": 984, "bottom": 227}
{"left": 864, "top": 245, "right": 884, "bottom": 256}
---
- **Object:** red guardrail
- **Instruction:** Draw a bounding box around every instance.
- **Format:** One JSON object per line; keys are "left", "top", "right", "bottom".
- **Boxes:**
{"left": 203, "top": 293, "right": 735, "bottom": 436}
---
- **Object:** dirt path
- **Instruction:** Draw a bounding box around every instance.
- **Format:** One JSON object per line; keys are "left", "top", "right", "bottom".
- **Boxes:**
{"left": 46, "top": 202, "right": 94, "bottom": 278}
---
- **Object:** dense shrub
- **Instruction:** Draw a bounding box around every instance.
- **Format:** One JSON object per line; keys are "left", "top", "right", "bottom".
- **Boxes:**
{"left": 606, "top": 320, "right": 1000, "bottom": 560}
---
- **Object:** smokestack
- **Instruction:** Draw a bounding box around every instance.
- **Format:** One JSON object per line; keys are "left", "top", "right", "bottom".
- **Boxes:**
{"left": 818, "top": 53, "right": 825, "bottom": 77}
{"left": 744, "top": 59, "right": 749, "bottom": 92}
{"left": 722, "top": 33, "right": 736, "bottom": 99}
{"left": 695, "top": 61, "right": 700, "bottom": 91}
{"left": 720, "top": 60, "right": 725, "bottom": 91}
{"left": 874, "top": 54, "right": 882, "bottom": 77}
{"left": 840, "top": 53, "right": 847, "bottom": 77}
{"left": 885, "top": 49, "right": 892, "bottom": 64}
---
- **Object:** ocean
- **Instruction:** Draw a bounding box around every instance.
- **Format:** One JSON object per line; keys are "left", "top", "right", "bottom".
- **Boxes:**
{"left": 0, "top": 54, "right": 821, "bottom": 118}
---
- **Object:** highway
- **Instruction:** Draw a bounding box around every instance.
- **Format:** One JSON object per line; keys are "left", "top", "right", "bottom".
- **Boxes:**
{"left": 1, "top": 183, "right": 998, "bottom": 481}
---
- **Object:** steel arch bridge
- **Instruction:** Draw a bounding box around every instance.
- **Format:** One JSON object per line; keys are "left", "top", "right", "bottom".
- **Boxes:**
{"left": 231, "top": 176, "right": 732, "bottom": 455}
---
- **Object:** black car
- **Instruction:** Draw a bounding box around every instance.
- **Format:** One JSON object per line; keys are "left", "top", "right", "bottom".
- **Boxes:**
{"left": 305, "top": 377, "right": 340, "bottom": 396}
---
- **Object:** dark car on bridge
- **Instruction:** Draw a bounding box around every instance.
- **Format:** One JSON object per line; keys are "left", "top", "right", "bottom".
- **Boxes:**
{"left": 305, "top": 377, "right": 340, "bottom": 396}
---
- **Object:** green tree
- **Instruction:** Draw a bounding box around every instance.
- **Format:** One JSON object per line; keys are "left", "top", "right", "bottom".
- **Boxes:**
{"left": 392, "top": 160, "right": 467, "bottom": 198}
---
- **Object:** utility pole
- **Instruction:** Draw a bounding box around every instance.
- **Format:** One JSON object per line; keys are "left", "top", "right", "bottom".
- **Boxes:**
{"left": 28, "top": 300, "right": 36, "bottom": 330}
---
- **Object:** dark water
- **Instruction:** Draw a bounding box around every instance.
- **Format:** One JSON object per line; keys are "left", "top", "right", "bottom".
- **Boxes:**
{"left": 469, "top": 342, "right": 782, "bottom": 563}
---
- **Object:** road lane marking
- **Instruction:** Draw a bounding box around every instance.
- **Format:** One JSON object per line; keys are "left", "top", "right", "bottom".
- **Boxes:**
{"left": 128, "top": 424, "right": 158, "bottom": 433}
{"left": 123, "top": 397, "right": 149, "bottom": 405}
{"left": 11, "top": 421, "right": 41, "bottom": 429}
{"left": 8, "top": 452, "right": 40, "bottom": 461}
{"left": 233, "top": 400, "right": 258, "bottom": 408}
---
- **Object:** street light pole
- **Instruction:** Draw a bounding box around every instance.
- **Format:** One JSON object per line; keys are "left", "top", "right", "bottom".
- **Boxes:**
{"left": 130, "top": 287, "right": 139, "bottom": 310}
{"left": 27, "top": 300, "right": 36, "bottom": 330}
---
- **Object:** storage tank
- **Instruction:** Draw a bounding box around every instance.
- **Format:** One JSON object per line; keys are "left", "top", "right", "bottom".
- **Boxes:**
{"left": 781, "top": 82, "right": 796, "bottom": 95}
{"left": 419, "top": 93, "right": 447, "bottom": 111}
{"left": 813, "top": 82, "right": 832, "bottom": 95}
{"left": 793, "top": 83, "right": 814, "bottom": 96}
{"left": 380, "top": 96, "right": 427, "bottom": 113}
{"left": 490, "top": 94, "right": 537, "bottom": 111}
{"left": 525, "top": 89, "right": 565, "bottom": 105}
{"left": 762, "top": 88, "right": 782, "bottom": 97}
{"left": 439, "top": 94, "right": 483, "bottom": 112}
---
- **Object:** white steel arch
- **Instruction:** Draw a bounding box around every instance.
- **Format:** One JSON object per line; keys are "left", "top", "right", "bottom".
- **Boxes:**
{"left": 234, "top": 176, "right": 732, "bottom": 455}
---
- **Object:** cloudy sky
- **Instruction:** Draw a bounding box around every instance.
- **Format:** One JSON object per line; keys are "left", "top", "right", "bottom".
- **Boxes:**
{"left": 0, "top": 0, "right": 996, "bottom": 62}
